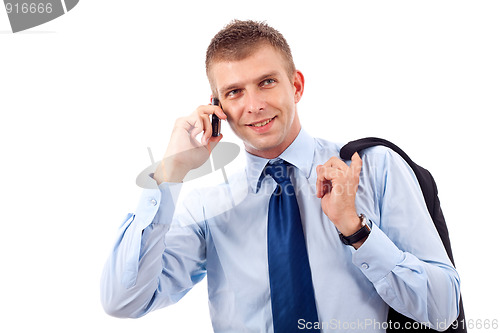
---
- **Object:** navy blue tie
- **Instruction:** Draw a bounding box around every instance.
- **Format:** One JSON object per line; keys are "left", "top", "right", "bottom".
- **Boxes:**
{"left": 265, "top": 160, "right": 319, "bottom": 333}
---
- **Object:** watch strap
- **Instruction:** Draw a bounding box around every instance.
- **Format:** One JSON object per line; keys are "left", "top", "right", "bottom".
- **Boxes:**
{"left": 339, "top": 214, "right": 371, "bottom": 245}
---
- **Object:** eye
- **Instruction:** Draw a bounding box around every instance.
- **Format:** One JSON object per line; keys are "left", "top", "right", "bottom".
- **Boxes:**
{"left": 261, "top": 78, "right": 276, "bottom": 87}
{"left": 227, "top": 89, "right": 241, "bottom": 98}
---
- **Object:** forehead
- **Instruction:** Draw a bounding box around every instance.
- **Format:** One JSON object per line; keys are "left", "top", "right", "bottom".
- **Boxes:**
{"left": 209, "top": 45, "right": 290, "bottom": 92}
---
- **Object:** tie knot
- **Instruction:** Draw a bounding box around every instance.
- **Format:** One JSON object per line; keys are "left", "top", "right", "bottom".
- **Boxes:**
{"left": 264, "top": 160, "right": 292, "bottom": 184}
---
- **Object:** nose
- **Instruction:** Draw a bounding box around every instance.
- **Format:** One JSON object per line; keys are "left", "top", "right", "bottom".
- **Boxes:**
{"left": 245, "top": 89, "right": 265, "bottom": 113}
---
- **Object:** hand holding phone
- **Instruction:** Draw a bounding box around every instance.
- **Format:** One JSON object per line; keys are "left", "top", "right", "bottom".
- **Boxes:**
{"left": 153, "top": 100, "right": 225, "bottom": 184}
{"left": 211, "top": 97, "right": 221, "bottom": 137}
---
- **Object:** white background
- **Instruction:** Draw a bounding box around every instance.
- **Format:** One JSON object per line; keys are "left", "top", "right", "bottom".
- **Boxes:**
{"left": 1, "top": 1, "right": 499, "bottom": 332}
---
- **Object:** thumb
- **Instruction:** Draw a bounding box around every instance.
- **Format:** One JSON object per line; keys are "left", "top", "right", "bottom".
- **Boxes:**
{"left": 206, "top": 134, "right": 223, "bottom": 153}
{"left": 351, "top": 152, "right": 362, "bottom": 176}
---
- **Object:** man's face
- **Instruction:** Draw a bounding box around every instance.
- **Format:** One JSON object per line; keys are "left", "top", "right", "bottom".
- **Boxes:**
{"left": 210, "top": 44, "right": 304, "bottom": 159}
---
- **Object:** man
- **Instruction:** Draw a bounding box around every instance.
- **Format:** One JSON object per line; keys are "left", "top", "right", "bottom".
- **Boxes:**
{"left": 101, "top": 20, "right": 460, "bottom": 332}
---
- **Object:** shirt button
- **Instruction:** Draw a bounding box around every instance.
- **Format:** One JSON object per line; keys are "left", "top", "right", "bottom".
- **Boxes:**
{"left": 361, "top": 263, "right": 369, "bottom": 270}
{"left": 149, "top": 198, "right": 157, "bottom": 206}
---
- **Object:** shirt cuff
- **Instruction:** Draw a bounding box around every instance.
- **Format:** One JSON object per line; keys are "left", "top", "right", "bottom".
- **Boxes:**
{"left": 153, "top": 182, "right": 182, "bottom": 225}
{"left": 351, "top": 222, "right": 405, "bottom": 282}
{"left": 131, "top": 182, "right": 183, "bottom": 227}
{"left": 121, "top": 182, "right": 183, "bottom": 288}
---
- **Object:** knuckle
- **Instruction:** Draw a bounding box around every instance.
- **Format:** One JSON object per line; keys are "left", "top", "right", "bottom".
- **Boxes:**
{"left": 174, "top": 117, "right": 186, "bottom": 126}
{"left": 198, "top": 105, "right": 215, "bottom": 115}
{"left": 329, "top": 156, "right": 341, "bottom": 164}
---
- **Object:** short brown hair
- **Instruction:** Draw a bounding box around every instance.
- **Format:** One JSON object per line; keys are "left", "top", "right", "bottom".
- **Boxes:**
{"left": 205, "top": 20, "right": 296, "bottom": 95}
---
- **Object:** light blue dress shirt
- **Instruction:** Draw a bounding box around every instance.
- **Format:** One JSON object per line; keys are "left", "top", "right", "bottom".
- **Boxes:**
{"left": 101, "top": 129, "right": 460, "bottom": 332}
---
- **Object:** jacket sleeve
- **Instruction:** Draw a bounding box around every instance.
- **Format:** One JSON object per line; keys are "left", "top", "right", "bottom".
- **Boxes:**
{"left": 100, "top": 182, "right": 207, "bottom": 318}
{"left": 351, "top": 148, "right": 461, "bottom": 331}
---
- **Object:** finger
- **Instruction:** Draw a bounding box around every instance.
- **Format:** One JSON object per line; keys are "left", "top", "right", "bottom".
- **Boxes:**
{"left": 317, "top": 163, "right": 347, "bottom": 182}
{"left": 199, "top": 113, "right": 213, "bottom": 145}
{"left": 206, "top": 134, "right": 223, "bottom": 153}
{"left": 209, "top": 95, "right": 228, "bottom": 119}
{"left": 214, "top": 106, "right": 227, "bottom": 120}
{"left": 316, "top": 165, "right": 323, "bottom": 198}
{"left": 350, "top": 152, "right": 363, "bottom": 177}
{"left": 198, "top": 105, "right": 227, "bottom": 120}
{"left": 324, "top": 156, "right": 349, "bottom": 172}
{"left": 187, "top": 117, "right": 204, "bottom": 139}
{"left": 195, "top": 106, "right": 226, "bottom": 145}
{"left": 316, "top": 179, "right": 332, "bottom": 198}
{"left": 175, "top": 116, "right": 196, "bottom": 132}
{"left": 316, "top": 165, "right": 332, "bottom": 198}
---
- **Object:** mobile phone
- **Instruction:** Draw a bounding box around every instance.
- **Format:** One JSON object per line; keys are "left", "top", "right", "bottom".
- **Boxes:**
{"left": 211, "top": 97, "right": 221, "bottom": 137}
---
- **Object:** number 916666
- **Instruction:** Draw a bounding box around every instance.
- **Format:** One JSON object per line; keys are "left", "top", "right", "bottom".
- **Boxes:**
{"left": 5, "top": 2, "right": 53, "bottom": 14}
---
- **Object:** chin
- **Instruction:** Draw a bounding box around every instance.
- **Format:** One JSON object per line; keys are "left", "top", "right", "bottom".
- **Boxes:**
{"left": 245, "top": 137, "right": 284, "bottom": 157}
{"left": 237, "top": 125, "right": 290, "bottom": 157}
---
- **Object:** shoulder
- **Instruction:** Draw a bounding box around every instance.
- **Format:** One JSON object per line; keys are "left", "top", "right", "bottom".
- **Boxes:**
{"left": 316, "top": 136, "right": 416, "bottom": 184}
{"left": 314, "top": 137, "right": 343, "bottom": 152}
{"left": 354, "top": 143, "right": 420, "bottom": 195}
{"left": 312, "top": 137, "right": 399, "bottom": 165}
{"left": 359, "top": 145, "right": 398, "bottom": 165}
{"left": 312, "top": 137, "right": 344, "bottom": 162}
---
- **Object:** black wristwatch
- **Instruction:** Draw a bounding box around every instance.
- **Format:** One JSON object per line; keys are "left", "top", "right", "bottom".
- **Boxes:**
{"left": 339, "top": 214, "right": 371, "bottom": 246}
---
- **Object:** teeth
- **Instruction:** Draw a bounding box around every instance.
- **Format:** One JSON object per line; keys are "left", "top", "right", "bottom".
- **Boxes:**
{"left": 253, "top": 118, "right": 273, "bottom": 127}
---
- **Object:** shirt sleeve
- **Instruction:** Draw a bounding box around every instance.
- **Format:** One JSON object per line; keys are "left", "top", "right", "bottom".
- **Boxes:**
{"left": 351, "top": 148, "right": 461, "bottom": 330}
{"left": 100, "top": 182, "right": 207, "bottom": 318}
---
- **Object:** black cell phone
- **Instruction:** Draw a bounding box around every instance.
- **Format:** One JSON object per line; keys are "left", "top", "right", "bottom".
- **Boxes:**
{"left": 211, "top": 97, "right": 221, "bottom": 137}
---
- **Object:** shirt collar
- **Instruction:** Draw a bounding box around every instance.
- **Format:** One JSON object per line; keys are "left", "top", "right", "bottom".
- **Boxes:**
{"left": 245, "top": 128, "right": 316, "bottom": 193}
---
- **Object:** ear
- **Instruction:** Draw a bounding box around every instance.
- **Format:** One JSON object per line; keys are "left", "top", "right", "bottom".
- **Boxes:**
{"left": 293, "top": 70, "right": 305, "bottom": 103}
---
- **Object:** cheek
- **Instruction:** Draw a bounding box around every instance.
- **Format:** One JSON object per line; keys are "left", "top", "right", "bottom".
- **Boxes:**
{"left": 223, "top": 102, "right": 246, "bottom": 124}
{"left": 274, "top": 91, "right": 296, "bottom": 121}
{"left": 227, "top": 119, "right": 239, "bottom": 134}
{"left": 222, "top": 107, "right": 244, "bottom": 133}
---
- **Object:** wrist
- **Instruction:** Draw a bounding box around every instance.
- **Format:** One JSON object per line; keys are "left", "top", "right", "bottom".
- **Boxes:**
{"left": 153, "top": 159, "right": 189, "bottom": 184}
{"left": 339, "top": 214, "right": 372, "bottom": 249}
{"left": 336, "top": 212, "right": 363, "bottom": 236}
{"left": 351, "top": 236, "right": 369, "bottom": 250}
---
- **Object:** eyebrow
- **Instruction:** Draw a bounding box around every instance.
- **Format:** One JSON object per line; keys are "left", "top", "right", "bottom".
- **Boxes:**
{"left": 256, "top": 71, "right": 280, "bottom": 82}
{"left": 219, "top": 71, "right": 281, "bottom": 96}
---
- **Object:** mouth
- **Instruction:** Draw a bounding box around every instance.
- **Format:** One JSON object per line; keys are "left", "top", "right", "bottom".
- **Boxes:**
{"left": 247, "top": 116, "right": 277, "bottom": 127}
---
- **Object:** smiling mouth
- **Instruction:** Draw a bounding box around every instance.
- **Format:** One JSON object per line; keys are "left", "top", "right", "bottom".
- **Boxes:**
{"left": 248, "top": 116, "right": 277, "bottom": 127}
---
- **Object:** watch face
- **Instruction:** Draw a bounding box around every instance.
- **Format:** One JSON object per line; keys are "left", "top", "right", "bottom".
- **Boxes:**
{"left": 360, "top": 214, "right": 371, "bottom": 231}
{"left": 362, "top": 221, "right": 371, "bottom": 232}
